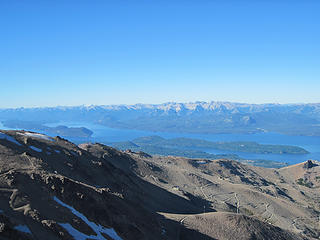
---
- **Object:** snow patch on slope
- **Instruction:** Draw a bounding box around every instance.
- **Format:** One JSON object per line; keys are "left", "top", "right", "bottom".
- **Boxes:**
{"left": 58, "top": 223, "right": 91, "bottom": 240}
{"left": 0, "top": 132, "right": 22, "bottom": 146}
{"left": 54, "top": 196, "right": 122, "bottom": 240}
{"left": 14, "top": 225, "right": 32, "bottom": 234}
{"left": 18, "top": 132, "right": 54, "bottom": 142}
{"left": 30, "top": 146, "right": 42, "bottom": 152}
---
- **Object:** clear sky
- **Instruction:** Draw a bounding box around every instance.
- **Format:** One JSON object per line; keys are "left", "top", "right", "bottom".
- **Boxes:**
{"left": 0, "top": 0, "right": 319, "bottom": 108}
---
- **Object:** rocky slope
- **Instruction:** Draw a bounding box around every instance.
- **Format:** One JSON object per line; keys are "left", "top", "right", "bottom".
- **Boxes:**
{"left": 0, "top": 130, "right": 319, "bottom": 239}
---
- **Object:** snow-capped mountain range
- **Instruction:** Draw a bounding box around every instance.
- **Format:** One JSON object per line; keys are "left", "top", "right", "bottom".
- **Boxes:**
{"left": 1, "top": 101, "right": 320, "bottom": 136}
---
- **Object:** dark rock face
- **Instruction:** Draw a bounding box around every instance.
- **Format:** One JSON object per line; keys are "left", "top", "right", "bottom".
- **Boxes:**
{"left": 303, "top": 160, "right": 318, "bottom": 169}
{"left": 0, "top": 215, "right": 32, "bottom": 240}
{"left": 0, "top": 130, "right": 164, "bottom": 240}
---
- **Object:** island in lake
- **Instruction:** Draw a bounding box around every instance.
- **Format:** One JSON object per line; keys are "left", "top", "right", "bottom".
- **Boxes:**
{"left": 109, "top": 135, "right": 309, "bottom": 168}
{"left": 115, "top": 135, "right": 309, "bottom": 154}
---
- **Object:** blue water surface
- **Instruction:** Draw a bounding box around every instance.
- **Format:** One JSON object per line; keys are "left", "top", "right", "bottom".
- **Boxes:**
{"left": 41, "top": 121, "right": 320, "bottom": 165}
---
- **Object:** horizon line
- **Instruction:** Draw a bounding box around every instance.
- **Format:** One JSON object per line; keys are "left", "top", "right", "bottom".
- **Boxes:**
{"left": 1, "top": 100, "right": 320, "bottom": 110}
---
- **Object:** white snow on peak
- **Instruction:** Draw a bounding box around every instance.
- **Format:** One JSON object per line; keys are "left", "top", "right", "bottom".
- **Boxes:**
{"left": 54, "top": 196, "right": 122, "bottom": 240}
{"left": 196, "top": 160, "right": 207, "bottom": 164}
{"left": 14, "top": 225, "right": 32, "bottom": 234}
{"left": 18, "top": 132, "right": 54, "bottom": 142}
{"left": 0, "top": 132, "right": 22, "bottom": 146}
{"left": 29, "top": 146, "right": 42, "bottom": 152}
{"left": 102, "top": 101, "right": 253, "bottom": 112}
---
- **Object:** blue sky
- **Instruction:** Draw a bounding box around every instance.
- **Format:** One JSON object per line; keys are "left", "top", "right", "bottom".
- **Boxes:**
{"left": 0, "top": 0, "right": 319, "bottom": 108}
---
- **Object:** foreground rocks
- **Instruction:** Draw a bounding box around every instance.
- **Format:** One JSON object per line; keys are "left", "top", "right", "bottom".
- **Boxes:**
{"left": 1, "top": 130, "right": 319, "bottom": 239}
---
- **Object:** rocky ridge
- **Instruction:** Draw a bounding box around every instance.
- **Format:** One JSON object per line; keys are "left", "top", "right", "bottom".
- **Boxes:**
{"left": 0, "top": 130, "right": 319, "bottom": 239}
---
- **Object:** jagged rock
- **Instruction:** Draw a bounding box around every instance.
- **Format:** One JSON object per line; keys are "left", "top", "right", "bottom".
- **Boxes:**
{"left": 303, "top": 160, "right": 318, "bottom": 169}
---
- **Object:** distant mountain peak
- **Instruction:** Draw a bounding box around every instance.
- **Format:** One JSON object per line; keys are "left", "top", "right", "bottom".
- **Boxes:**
{"left": 1, "top": 101, "right": 320, "bottom": 136}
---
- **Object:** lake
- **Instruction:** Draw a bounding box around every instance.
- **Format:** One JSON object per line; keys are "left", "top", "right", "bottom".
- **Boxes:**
{"left": 43, "top": 121, "right": 320, "bottom": 165}
{"left": 2, "top": 121, "right": 319, "bottom": 165}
